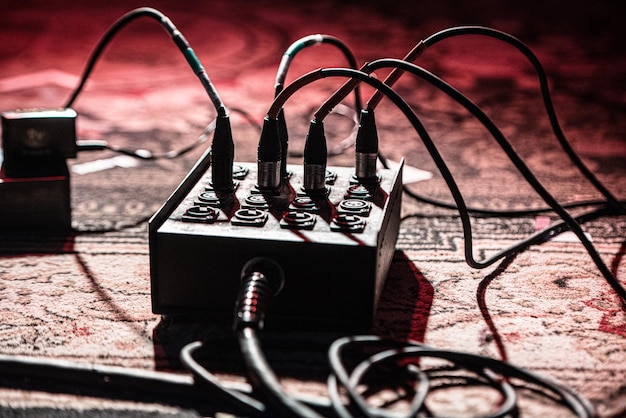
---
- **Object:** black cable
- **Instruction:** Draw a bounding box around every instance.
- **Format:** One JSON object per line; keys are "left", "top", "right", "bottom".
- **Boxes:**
{"left": 0, "top": 352, "right": 255, "bottom": 416}
{"left": 0, "top": 255, "right": 329, "bottom": 417}
{"left": 319, "top": 26, "right": 623, "bottom": 219}
{"left": 65, "top": 8, "right": 236, "bottom": 190}
{"left": 419, "top": 26, "right": 624, "bottom": 215}
{"left": 326, "top": 336, "right": 424, "bottom": 418}
{"left": 401, "top": 205, "right": 615, "bottom": 267}
{"left": 64, "top": 6, "right": 243, "bottom": 173}
{"left": 0, "top": 333, "right": 595, "bottom": 418}
{"left": 378, "top": 145, "right": 624, "bottom": 218}
{"left": 399, "top": 190, "right": 626, "bottom": 218}
{"left": 76, "top": 123, "right": 213, "bottom": 160}
{"left": 348, "top": 352, "right": 520, "bottom": 418}
{"left": 312, "top": 39, "right": 424, "bottom": 133}
{"left": 327, "top": 335, "right": 595, "bottom": 418}
{"left": 364, "top": 58, "right": 626, "bottom": 304}
{"left": 231, "top": 257, "right": 323, "bottom": 418}
{"left": 226, "top": 255, "right": 589, "bottom": 418}
{"left": 0, "top": 351, "right": 334, "bottom": 417}
{"left": 76, "top": 107, "right": 260, "bottom": 161}
{"left": 232, "top": 105, "right": 263, "bottom": 131}
{"left": 268, "top": 69, "right": 604, "bottom": 415}
{"left": 179, "top": 340, "right": 267, "bottom": 416}
{"left": 348, "top": 353, "right": 431, "bottom": 418}
{"left": 423, "top": 370, "right": 519, "bottom": 418}
{"left": 366, "top": 40, "right": 426, "bottom": 111}
{"left": 170, "top": 258, "right": 331, "bottom": 418}
{"left": 237, "top": 327, "right": 324, "bottom": 418}
{"left": 274, "top": 34, "right": 362, "bottom": 112}
{"left": 54, "top": 8, "right": 245, "bottom": 201}
{"left": 64, "top": 7, "right": 225, "bottom": 116}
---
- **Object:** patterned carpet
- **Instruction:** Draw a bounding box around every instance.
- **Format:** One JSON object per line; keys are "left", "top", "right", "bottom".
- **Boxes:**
{"left": 0, "top": 0, "right": 625, "bottom": 416}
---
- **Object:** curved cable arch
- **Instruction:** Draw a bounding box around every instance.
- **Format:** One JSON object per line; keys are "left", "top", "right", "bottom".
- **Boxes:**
{"left": 364, "top": 58, "right": 625, "bottom": 304}
{"left": 64, "top": 7, "right": 226, "bottom": 116}
{"left": 420, "top": 25, "right": 624, "bottom": 214}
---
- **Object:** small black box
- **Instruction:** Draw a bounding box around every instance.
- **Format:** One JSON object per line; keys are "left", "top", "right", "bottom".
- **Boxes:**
{"left": 1, "top": 108, "right": 77, "bottom": 161}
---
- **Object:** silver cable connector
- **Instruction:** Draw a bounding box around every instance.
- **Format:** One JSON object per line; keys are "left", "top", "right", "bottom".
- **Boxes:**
{"left": 304, "top": 163, "right": 327, "bottom": 191}
{"left": 355, "top": 152, "right": 378, "bottom": 180}
{"left": 257, "top": 161, "right": 282, "bottom": 190}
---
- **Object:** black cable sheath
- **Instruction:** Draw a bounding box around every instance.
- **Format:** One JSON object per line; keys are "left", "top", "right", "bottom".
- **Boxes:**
{"left": 179, "top": 340, "right": 267, "bottom": 416}
{"left": 364, "top": 58, "right": 626, "bottom": 304}
{"left": 0, "top": 336, "right": 595, "bottom": 418}
{"left": 231, "top": 257, "right": 321, "bottom": 417}
{"left": 320, "top": 25, "right": 622, "bottom": 219}
{"left": 398, "top": 188, "right": 626, "bottom": 217}
{"left": 0, "top": 352, "right": 253, "bottom": 416}
{"left": 64, "top": 7, "right": 225, "bottom": 115}
{"left": 237, "top": 327, "right": 324, "bottom": 418}
{"left": 275, "top": 34, "right": 362, "bottom": 112}
{"left": 64, "top": 7, "right": 235, "bottom": 167}
{"left": 272, "top": 34, "right": 363, "bottom": 181}
{"left": 366, "top": 40, "right": 426, "bottom": 110}
{"left": 420, "top": 25, "right": 624, "bottom": 215}
{"left": 0, "top": 352, "right": 334, "bottom": 417}
{"left": 75, "top": 107, "right": 259, "bottom": 161}
{"left": 313, "top": 40, "right": 426, "bottom": 120}
{"left": 348, "top": 357, "right": 431, "bottom": 418}
{"left": 402, "top": 205, "right": 614, "bottom": 264}
{"left": 327, "top": 336, "right": 595, "bottom": 418}
{"left": 348, "top": 348, "right": 518, "bottom": 418}
{"left": 379, "top": 347, "right": 592, "bottom": 417}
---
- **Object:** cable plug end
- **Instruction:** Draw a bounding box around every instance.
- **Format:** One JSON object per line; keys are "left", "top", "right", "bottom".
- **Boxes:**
{"left": 354, "top": 108, "right": 379, "bottom": 182}
{"left": 234, "top": 257, "right": 285, "bottom": 331}
{"left": 211, "top": 112, "right": 235, "bottom": 193}
{"left": 257, "top": 116, "right": 282, "bottom": 191}
{"left": 303, "top": 119, "right": 327, "bottom": 192}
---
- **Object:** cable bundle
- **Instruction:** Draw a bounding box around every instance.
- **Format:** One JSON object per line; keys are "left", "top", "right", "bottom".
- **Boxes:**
{"left": 327, "top": 335, "right": 595, "bottom": 418}
{"left": 177, "top": 262, "right": 595, "bottom": 417}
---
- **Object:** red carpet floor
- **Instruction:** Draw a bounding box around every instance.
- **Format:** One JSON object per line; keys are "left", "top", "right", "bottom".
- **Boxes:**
{"left": 0, "top": 0, "right": 625, "bottom": 416}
